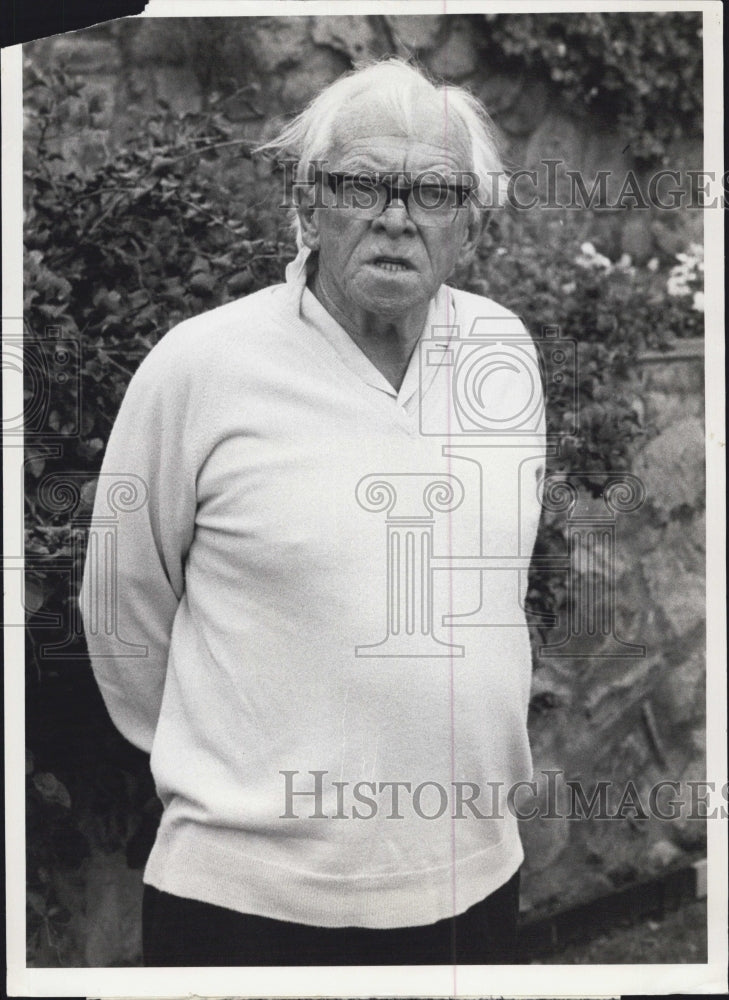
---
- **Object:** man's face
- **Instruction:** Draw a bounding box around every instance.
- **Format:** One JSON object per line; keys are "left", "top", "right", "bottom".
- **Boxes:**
{"left": 298, "top": 97, "right": 480, "bottom": 323}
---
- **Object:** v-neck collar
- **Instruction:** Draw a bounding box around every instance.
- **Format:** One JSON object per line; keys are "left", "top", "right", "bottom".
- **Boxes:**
{"left": 285, "top": 247, "right": 457, "bottom": 410}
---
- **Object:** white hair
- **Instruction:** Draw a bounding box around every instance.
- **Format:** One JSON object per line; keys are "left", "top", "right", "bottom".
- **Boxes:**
{"left": 256, "top": 58, "right": 504, "bottom": 244}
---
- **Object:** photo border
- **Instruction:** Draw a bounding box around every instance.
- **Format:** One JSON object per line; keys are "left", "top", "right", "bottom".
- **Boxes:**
{"left": 3, "top": 1, "right": 726, "bottom": 995}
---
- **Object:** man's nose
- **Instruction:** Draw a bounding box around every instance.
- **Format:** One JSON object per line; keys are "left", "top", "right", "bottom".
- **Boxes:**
{"left": 372, "top": 197, "right": 416, "bottom": 236}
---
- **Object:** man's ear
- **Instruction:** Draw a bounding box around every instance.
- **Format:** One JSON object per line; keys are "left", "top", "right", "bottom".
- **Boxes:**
{"left": 295, "top": 185, "right": 321, "bottom": 252}
{"left": 457, "top": 211, "right": 483, "bottom": 268}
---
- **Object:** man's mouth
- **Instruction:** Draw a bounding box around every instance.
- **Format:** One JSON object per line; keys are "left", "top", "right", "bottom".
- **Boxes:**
{"left": 372, "top": 257, "right": 413, "bottom": 272}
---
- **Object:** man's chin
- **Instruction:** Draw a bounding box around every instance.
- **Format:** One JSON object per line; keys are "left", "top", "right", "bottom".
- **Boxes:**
{"left": 354, "top": 279, "right": 431, "bottom": 319}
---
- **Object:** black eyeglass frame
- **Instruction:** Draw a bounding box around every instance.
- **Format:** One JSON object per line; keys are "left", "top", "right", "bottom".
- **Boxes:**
{"left": 313, "top": 170, "right": 473, "bottom": 227}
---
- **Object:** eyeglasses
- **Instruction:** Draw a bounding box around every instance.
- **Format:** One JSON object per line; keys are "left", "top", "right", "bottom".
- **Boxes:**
{"left": 315, "top": 171, "right": 471, "bottom": 228}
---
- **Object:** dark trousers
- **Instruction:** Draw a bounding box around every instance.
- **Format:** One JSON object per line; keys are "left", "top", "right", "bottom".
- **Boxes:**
{"left": 142, "top": 869, "right": 520, "bottom": 966}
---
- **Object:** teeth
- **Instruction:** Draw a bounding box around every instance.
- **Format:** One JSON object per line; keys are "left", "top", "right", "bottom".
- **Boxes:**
{"left": 375, "top": 261, "right": 407, "bottom": 271}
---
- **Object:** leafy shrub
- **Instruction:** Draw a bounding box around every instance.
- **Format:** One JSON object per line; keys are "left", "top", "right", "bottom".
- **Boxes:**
{"left": 23, "top": 63, "right": 293, "bottom": 966}
{"left": 24, "top": 60, "right": 292, "bottom": 663}
{"left": 478, "top": 11, "right": 703, "bottom": 162}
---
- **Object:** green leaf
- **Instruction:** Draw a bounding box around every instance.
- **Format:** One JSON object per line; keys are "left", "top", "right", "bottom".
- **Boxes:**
{"left": 25, "top": 578, "right": 47, "bottom": 614}
{"left": 26, "top": 453, "right": 46, "bottom": 478}
{"left": 79, "top": 480, "right": 97, "bottom": 512}
{"left": 33, "top": 772, "right": 72, "bottom": 809}
{"left": 190, "top": 254, "right": 211, "bottom": 276}
{"left": 189, "top": 272, "right": 215, "bottom": 297}
{"left": 227, "top": 270, "right": 253, "bottom": 296}
{"left": 27, "top": 891, "right": 47, "bottom": 917}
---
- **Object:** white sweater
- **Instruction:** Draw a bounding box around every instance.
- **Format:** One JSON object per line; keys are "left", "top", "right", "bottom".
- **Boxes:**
{"left": 81, "top": 248, "right": 546, "bottom": 929}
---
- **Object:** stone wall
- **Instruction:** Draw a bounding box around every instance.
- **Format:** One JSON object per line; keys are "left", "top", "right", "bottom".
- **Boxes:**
{"left": 521, "top": 341, "right": 706, "bottom": 916}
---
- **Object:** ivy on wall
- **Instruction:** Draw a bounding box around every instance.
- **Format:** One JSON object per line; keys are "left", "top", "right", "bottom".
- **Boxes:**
{"left": 478, "top": 12, "right": 703, "bottom": 162}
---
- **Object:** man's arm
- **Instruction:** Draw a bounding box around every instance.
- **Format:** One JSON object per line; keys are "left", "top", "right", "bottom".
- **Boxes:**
{"left": 79, "top": 336, "right": 199, "bottom": 753}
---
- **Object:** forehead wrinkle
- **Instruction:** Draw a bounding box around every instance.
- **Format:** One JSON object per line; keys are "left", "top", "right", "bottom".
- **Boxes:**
{"left": 327, "top": 97, "right": 473, "bottom": 170}
{"left": 334, "top": 137, "right": 468, "bottom": 156}
{"left": 329, "top": 138, "right": 472, "bottom": 178}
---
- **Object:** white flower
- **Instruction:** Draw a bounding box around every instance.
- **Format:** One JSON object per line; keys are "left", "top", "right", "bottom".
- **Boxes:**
{"left": 561, "top": 281, "right": 577, "bottom": 294}
{"left": 576, "top": 248, "right": 612, "bottom": 271}
{"left": 647, "top": 258, "right": 659, "bottom": 272}
{"left": 667, "top": 242, "right": 704, "bottom": 299}
{"left": 667, "top": 275, "right": 689, "bottom": 297}
{"left": 616, "top": 253, "right": 633, "bottom": 269}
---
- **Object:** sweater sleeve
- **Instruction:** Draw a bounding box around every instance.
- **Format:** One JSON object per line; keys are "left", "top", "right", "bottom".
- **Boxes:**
{"left": 79, "top": 329, "right": 203, "bottom": 753}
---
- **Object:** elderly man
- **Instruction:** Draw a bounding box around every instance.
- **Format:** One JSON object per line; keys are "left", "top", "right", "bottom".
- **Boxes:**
{"left": 81, "top": 59, "right": 545, "bottom": 966}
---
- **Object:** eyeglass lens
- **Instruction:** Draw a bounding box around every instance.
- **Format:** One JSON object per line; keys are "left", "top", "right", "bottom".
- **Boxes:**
{"left": 326, "top": 173, "right": 466, "bottom": 227}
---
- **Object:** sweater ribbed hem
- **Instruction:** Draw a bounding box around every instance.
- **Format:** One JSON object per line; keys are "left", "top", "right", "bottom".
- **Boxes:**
{"left": 143, "top": 819, "right": 524, "bottom": 929}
